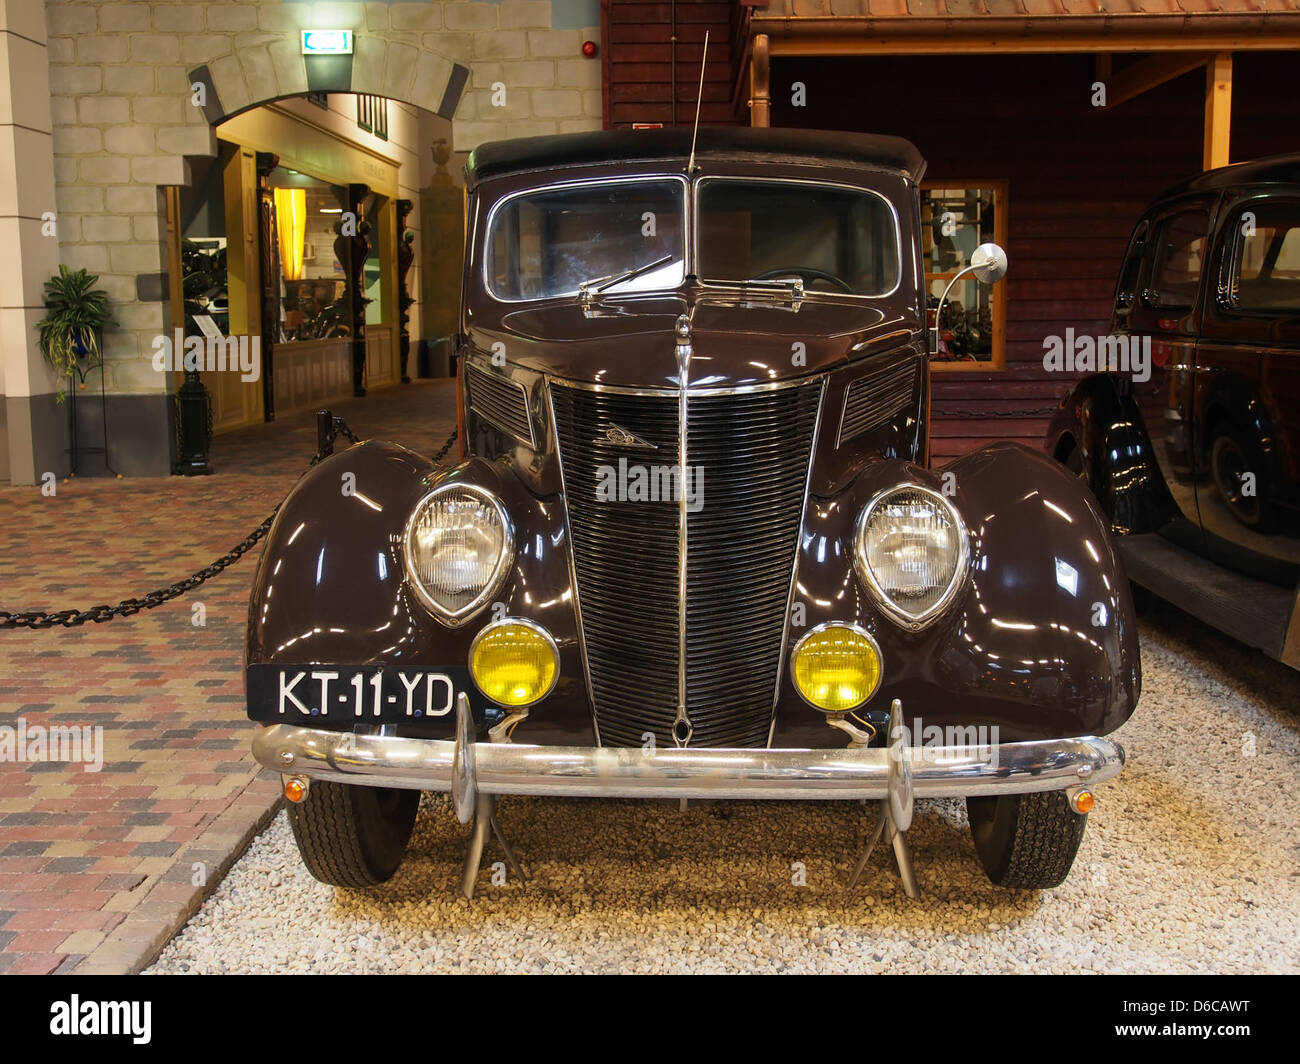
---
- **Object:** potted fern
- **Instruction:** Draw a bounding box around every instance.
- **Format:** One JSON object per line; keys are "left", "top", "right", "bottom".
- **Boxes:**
{"left": 37, "top": 265, "right": 115, "bottom": 403}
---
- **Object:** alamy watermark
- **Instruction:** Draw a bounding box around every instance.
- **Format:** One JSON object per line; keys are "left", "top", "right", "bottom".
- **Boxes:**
{"left": 1043, "top": 329, "right": 1151, "bottom": 383}
{"left": 890, "top": 716, "right": 1001, "bottom": 768}
{"left": 595, "top": 457, "right": 704, "bottom": 512}
{"left": 0, "top": 717, "right": 104, "bottom": 772}
{"left": 151, "top": 329, "right": 261, "bottom": 383}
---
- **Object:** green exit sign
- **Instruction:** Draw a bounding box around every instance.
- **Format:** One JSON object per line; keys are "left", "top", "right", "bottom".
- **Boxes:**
{"left": 301, "top": 30, "right": 354, "bottom": 55}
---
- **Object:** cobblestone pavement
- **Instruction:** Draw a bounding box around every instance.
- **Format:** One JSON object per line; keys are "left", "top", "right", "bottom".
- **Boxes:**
{"left": 0, "top": 380, "right": 456, "bottom": 974}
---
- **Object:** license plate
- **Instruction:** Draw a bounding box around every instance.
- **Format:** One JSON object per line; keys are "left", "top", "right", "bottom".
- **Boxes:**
{"left": 246, "top": 664, "right": 471, "bottom": 724}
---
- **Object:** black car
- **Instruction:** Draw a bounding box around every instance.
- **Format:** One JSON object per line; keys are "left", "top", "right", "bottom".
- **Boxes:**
{"left": 1049, "top": 154, "right": 1300, "bottom": 668}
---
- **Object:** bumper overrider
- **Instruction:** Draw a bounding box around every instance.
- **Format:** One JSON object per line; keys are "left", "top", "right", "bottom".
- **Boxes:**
{"left": 254, "top": 693, "right": 1125, "bottom": 820}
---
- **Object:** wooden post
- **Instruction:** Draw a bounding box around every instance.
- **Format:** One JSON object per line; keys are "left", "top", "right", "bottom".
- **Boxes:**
{"left": 750, "top": 34, "right": 770, "bottom": 128}
{"left": 1203, "top": 52, "right": 1232, "bottom": 171}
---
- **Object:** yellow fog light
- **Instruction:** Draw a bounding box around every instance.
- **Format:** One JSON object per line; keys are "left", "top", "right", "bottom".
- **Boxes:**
{"left": 790, "top": 622, "right": 883, "bottom": 713}
{"left": 469, "top": 618, "right": 559, "bottom": 707}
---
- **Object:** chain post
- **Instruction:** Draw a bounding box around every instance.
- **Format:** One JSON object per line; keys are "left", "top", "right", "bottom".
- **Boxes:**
{"left": 316, "top": 409, "right": 335, "bottom": 461}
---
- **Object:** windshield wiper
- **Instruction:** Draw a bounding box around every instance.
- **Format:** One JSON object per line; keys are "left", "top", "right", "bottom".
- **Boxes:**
{"left": 703, "top": 275, "right": 806, "bottom": 306}
{"left": 578, "top": 254, "right": 675, "bottom": 302}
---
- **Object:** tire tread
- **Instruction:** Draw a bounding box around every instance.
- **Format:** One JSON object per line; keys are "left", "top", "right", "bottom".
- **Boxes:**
{"left": 288, "top": 780, "right": 412, "bottom": 888}
{"left": 969, "top": 791, "right": 1087, "bottom": 890}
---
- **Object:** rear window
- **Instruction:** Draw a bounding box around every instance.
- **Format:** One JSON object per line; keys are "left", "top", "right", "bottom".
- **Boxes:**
{"left": 1148, "top": 211, "right": 1209, "bottom": 309}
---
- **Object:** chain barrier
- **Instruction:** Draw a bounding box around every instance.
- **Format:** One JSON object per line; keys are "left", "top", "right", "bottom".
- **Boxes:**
{"left": 1, "top": 413, "right": 460, "bottom": 631}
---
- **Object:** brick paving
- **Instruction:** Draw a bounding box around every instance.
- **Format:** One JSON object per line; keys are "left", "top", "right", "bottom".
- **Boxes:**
{"left": 0, "top": 380, "right": 457, "bottom": 974}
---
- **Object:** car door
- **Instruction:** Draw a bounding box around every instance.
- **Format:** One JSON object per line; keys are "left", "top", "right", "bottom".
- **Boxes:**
{"left": 1118, "top": 196, "right": 1219, "bottom": 545}
{"left": 1195, "top": 191, "right": 1300, "bottom": 583}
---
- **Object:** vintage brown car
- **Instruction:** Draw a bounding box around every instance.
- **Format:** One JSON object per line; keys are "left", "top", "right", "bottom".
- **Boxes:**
{"left": 245, "top": 128, "right": 1138, "bottom": 897}
{"left": 1049, "top": 154, "right": 1300, "bottom": 668}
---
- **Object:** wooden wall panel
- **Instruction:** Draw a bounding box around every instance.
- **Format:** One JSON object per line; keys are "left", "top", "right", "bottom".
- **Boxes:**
{"left": 606, "top": 0, "right": 737, "bottom": 128}
{"left": 768, "top": 51, "right": 1300, "bottom": 463}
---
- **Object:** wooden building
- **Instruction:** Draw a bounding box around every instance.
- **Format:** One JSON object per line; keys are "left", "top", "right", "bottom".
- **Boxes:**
{"left": 602, "top": 0, "right": 1300, "bottom": 460}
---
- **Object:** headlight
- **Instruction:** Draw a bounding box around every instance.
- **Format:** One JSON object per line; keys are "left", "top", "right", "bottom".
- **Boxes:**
{"left": 404, "top": 483, "right": 513, "bottom": 625}
{"left": 790, "top": 623, "right": 883, "bottom": 712}
{"left": 470, "top": 618, "right": 559, "bottom": 707}
{"left": 854, "top": 484, "right": 969, "bottom": 630}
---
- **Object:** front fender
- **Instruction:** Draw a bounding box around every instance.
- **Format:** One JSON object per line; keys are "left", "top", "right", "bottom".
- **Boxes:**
{"left": 245, "top": 441, "right": 591, "bottom": 741}
{"left": 782, "top": 442, "right": 1141, "bottom": 744}
{"left": 1047, "top": 372, "right": 1175, "bottom": 534}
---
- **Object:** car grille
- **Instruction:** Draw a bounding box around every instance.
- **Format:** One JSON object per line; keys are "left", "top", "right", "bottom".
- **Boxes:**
{"left": 466, "top": 362, "right": 534, "bottom": 447}
{"left": 838, "top": 353, "right": 919, "bottom": 445}
{"left": 550, "top": 381, "right": 823, "bottom": 748}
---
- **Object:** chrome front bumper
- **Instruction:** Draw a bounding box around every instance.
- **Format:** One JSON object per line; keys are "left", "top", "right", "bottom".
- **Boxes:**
{"left": 253, "top": 696, "right": 1124, "bottom": 816}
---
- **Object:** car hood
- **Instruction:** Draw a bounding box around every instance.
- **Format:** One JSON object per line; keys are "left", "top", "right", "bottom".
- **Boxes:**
{"left": 473, "top": 292, "right": 919, "bottom": 390}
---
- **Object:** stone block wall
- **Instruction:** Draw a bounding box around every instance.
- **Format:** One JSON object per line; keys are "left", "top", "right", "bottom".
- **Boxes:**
{"left": 5, "top": 0, "right": 603, "bottom": 478}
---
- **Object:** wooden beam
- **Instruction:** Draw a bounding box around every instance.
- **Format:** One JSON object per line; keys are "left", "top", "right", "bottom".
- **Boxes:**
{"left": 1203, "top": 52, "right": 1233, "bottom": 171}
{"left": 1104, "top": 52, "right": 1209, "bottom": 108}
{"left": 749, "top": 33, "right": 770, "bottom": 128}
{"left": 764, "top": 33, "right": 1300, "bottom": 57}
{"left": 1094, "top": 53, "right": 1111, "bottom": 84}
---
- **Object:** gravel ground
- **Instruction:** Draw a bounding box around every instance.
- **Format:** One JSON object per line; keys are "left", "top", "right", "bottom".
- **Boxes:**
{"left": 147, "top": 600, "right": 1300, "bottom": 974}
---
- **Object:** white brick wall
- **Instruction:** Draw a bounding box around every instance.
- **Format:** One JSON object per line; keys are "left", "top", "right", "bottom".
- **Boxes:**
{"left": 45, "top": 0, "right": 602, "bottom": 402}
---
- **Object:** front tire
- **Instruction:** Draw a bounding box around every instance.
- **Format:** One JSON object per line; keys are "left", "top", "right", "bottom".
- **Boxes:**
{"left": 288, "top": 780, "right": 419, "bottom": 888}
{"left": 966, "top": 791, "right": 1087, "bottom": 889}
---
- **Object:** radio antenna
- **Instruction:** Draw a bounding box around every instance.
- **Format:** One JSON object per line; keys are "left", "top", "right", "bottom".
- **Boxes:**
{"left": 686, "top": 30, "right": 709, "bottom": 174}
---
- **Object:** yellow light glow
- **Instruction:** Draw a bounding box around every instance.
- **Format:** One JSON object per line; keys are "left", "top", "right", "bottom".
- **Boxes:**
{"left": 470, "top": 622, "right": 558, "bottom": 707}
{"left": 274, "top": 187, "right": 307, "bottom": 282}
{"left": 792, "top": 625, "right": 882, "bottom": 713}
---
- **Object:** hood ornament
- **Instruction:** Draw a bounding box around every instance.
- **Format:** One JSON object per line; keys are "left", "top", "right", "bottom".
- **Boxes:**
{"left": 599, "top": 424, "right": 658, "bottom": 450}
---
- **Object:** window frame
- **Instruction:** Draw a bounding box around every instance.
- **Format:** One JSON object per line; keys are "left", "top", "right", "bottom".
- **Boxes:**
{"left": 922, "top": 180, "right": 1008, "bottom": 374}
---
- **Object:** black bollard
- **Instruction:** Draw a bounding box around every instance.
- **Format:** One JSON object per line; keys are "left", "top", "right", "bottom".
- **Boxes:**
{"left": 174, "top": 369, "right": 213, "bottom": 476}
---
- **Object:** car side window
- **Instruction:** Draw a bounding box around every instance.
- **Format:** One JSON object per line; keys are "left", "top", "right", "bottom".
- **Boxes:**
{"left": 1115, "top": 221, "right": 1148, "bottom": 311}
{"left": 1146, "top": 210, "right": 1210, "bottom": 310}
{"left": 1226, "top": 201, "right": 1300, "bottom": 313}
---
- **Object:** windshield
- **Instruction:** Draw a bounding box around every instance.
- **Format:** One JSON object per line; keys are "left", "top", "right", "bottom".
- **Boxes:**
{"left": 487, "top": 178, "right": 686, "bottom": 301}
{"left": 698, "top": 179, "right": 899, "bottom": 296}
{"left": 484, "top": 175, "right": 902, "bottom": 302}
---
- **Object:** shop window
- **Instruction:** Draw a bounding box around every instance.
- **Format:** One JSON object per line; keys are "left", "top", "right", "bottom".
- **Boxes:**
{"left": 268, "top": 168, "right": 354, "bottom": 343}
{"left": 357, "top": 94, "right": 388, "bottom": 140}
{"left": 921, "top": 183, "right": 1007, "bottom": 371}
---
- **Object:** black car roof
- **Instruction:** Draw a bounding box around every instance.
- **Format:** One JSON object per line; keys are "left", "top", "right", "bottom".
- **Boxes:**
{"left": 465, "top": 127, "right": 926, "bottom": 187}
{"left": 1158, "top": 153, "right": 1300, "bottom": 198}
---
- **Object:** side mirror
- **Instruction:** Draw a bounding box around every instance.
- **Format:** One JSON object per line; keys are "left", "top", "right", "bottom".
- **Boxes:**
{"left": 970, "top": 242, "right": 1008, "bottom": 285}
{"left": 930, "top": 242, "right": 1008, "bottom": 356}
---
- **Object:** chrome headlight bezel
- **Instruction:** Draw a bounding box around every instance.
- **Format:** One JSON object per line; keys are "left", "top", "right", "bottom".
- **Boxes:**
{"left": 853, "top": 483, "right": 970, "bottom": 632}
{"left": 403, "top": 481, "right": 515, "bottom": 627}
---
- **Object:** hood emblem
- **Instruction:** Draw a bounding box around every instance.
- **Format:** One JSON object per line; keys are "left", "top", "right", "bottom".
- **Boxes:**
{"left": 600, "top": 424, "right": 658, "bottom": 450}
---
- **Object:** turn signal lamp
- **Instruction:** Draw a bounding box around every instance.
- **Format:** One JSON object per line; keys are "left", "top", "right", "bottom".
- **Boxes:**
{"left": 470, "top": 619, "right": 559, "bottom": 707}
{"left": 790, "top": 623, "right": 883, "bottom": 712}
{"left": 1070, "top": 789, "right": 1095, "bottom": 815}
{"left": 284, "top": 776, "right": 309, "bottom": 803}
